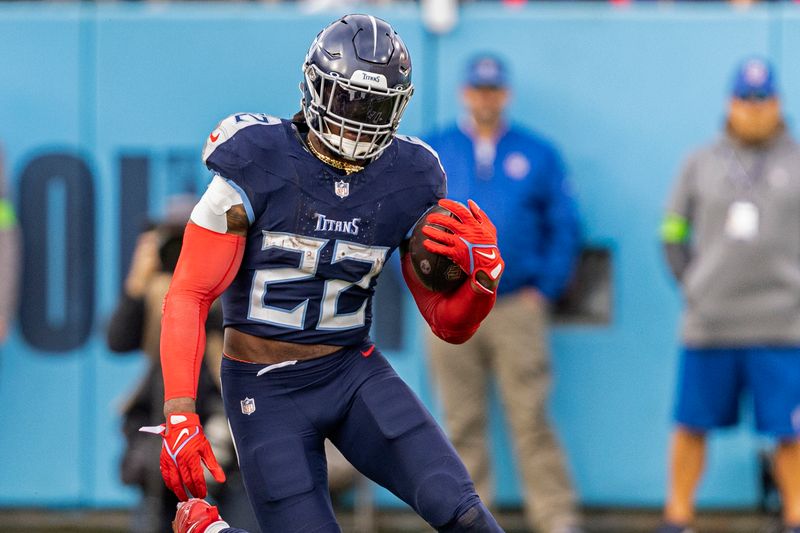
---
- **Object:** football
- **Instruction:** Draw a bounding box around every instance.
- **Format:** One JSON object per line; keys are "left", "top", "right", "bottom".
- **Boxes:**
{"left": 408, "top": 205, "right": 468, "bottom": 293}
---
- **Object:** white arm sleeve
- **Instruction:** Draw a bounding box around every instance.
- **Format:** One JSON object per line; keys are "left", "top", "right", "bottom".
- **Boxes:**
{"left": 190, "top": 175, "right": 245, "bottom": 234}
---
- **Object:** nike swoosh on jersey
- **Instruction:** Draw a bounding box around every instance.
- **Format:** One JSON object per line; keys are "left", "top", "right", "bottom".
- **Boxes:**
{"left": 361, "top": 345, "right": 375, "bottom": 357}
{"left": 475, "top": 249, "right": 497, "bottom": 260}
{"left": 209, "top": 131, "right": 221, "bottom": 142}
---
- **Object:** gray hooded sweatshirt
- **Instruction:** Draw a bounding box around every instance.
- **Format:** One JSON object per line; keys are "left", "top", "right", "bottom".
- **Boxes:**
{"left": 665, "top": 130, "right": 800, "bottom": 347}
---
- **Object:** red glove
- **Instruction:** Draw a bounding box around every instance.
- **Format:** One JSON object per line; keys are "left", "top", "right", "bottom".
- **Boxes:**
{"left": 140, "top": 412, "right": 226, "bottom": 500}
{"left": 422, "top": 199, "right": 505, "bottom": 295}
{"left": 173, "top": 498, "right": 228, "bottom": 533}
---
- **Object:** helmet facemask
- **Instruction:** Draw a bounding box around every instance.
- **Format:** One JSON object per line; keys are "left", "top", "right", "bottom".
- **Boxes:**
{"left": 302, "top": 62, "right": 414, "bottom": 161}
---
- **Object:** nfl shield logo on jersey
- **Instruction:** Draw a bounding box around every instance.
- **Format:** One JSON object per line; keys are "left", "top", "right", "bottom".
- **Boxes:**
{"left": 334, "top": 180, "right": 349, "bottom": 198}
{"left": 241, "top": 397, "right": 256, "bottom": 416}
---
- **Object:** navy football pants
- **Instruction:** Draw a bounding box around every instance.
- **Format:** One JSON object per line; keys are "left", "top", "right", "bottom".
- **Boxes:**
{"left": 221, "top": 343, "right": 501, "bottom": 532}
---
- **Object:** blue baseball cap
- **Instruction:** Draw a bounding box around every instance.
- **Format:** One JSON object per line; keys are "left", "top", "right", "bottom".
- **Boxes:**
{"left": 465, "top": 54, "right": 508, "bottom": 88}
{"left": 731, "top": 57, "right": 777, "bottom": 100}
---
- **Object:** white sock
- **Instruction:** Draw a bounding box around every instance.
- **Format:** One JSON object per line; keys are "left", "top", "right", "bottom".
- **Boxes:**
{"left": 203, "top": 521, "right": 230, "bottom": 533}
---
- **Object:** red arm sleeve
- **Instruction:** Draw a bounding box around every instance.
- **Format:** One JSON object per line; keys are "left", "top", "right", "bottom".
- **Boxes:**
{"left": 161, "top": 222, "right": 245, "bottom": 400}
{"left": 401, "top": 252, "right": 496, "bottom": 344}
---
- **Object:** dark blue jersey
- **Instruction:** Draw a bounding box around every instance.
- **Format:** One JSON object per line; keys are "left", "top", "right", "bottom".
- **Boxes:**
{"left": 202, "top": 112, "right": 446, "bottom": 346}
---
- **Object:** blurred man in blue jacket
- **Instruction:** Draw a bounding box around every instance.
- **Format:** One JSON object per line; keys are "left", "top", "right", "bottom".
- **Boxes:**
{"left": 426, "top": 54, "right": 582, "bottom": 533}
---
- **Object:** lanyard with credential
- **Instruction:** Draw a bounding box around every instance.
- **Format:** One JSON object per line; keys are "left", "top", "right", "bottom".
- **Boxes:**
{"left": 724, "top": 146, "right": 768, "bottom": 240}
{"left": 726, "top": 145, "right": 770, "bottom": 193}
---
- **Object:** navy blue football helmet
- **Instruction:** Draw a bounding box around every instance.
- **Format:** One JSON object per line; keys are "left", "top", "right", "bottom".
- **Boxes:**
{"left": 301, "top": 14, "right": 414, "bottom": 161}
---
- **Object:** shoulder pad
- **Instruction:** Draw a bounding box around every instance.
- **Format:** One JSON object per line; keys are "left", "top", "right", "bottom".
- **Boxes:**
{"left": 396, "top": 134, "right": 447, "bottom": 199}
{"left": 202, "top": 113, "right": 281, "bottom": 164}
{"left": 396, "top": 135, "right": 445, "bottom": 176}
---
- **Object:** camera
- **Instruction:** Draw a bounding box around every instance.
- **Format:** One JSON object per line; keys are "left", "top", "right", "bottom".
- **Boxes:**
{"left": 155, "top": 223, "right": 185, "bottom": 273}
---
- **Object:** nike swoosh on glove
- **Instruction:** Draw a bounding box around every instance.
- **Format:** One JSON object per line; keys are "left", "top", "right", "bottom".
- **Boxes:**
{"left": 140, "top": 412, "right": 226, "bottom": 501}
{"left": 422, "top": 199, "right": 505, "bottom": 295}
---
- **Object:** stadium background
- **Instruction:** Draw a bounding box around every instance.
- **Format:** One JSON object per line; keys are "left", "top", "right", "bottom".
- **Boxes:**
{"left": 0, "top": 0, "right": 795, "bottom": 522}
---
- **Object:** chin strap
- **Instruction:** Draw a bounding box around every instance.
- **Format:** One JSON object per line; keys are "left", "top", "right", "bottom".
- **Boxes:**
{"left": 307, "top": 134, "right": 365, "bottom": 175}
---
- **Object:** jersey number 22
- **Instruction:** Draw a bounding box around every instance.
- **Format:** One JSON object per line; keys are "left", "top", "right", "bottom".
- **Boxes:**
{"left": 249, "top": 231, "right": 388, "bottom": 331}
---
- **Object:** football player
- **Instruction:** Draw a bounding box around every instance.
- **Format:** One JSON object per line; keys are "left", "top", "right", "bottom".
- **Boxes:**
{"left": 153, "top": 14, "right": 505, "bottom": 533}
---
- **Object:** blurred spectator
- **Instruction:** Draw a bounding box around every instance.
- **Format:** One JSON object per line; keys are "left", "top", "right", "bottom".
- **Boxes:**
{"left": 658, "top": 57, "right": 800, "bottom": 533}
{"left": 300, "top": 0, "right": 392, "bottom": 13}
{"left": 0, "top": 146, "right": 19, "bottom": 345}
{"left": 107, "top": 195, "right": 259, "bottom": 533}
{"left": 425, "top": 54, "right": 583, "bottom": 533}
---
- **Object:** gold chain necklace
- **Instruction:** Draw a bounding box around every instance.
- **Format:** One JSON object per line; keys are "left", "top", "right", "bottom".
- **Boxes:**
{"left": 307, "top": 138, "right": 364, "bottom": 175}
